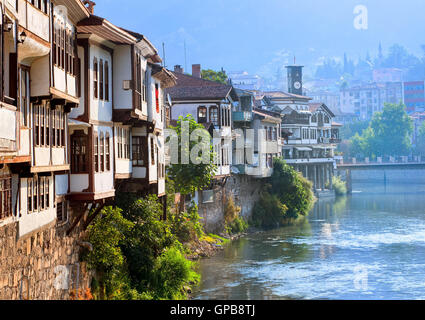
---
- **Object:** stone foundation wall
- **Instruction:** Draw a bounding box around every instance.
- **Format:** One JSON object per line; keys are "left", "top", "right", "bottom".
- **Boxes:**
{"left": 198, "top": 175, "right": 264, "bottom": 234}
{"left": 0, "top": 212, "right": 92, "bottom": 300}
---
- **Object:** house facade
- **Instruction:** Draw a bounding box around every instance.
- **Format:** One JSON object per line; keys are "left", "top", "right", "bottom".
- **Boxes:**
{"left": 232, "top": 89, "right": 282, "bottom": 178}
{"left": 0, "top": 1, "right": 175, "bottom": 300}
{"left": 261, "top": 66, "right": 341, "bottom": 196}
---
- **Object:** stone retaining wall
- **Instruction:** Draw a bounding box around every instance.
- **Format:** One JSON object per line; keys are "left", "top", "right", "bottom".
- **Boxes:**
{"left": 0, "top": 213, "right": 92, "bottom": 300}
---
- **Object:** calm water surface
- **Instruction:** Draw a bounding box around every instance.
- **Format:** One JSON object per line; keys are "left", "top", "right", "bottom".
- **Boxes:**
{"left": 193, "top": 182, "right": 425, "bottom": 300}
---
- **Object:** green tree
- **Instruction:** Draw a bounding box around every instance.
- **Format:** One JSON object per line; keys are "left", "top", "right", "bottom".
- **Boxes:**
{"left": 416, "top": 122, "right": 425, "bottom": 155}
{"left": 369, "top": 102, "right": 413, "bottom": 156}
{"left": 201, "top": 69, "right": 228, "bottom": 84}
{"left": 86, "top": 207, "right": 134, "bottom": 300}
{"left": 167, "top": 115, "right": 217, "bottom": 212}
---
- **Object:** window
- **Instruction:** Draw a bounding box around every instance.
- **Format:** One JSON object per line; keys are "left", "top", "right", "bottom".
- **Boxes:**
{"left": 99, "top": 59, "right": 104, "bottom": 100}
{"left": 210, "top": 106, "right": 218, "bottom": 126}
{"left": 198, "top": 106, "right": 207, "bottom": 123}
{"left": 39, "top": 177, "right": 45, "bottom": 211}
{"left": 27, "top": 179, "right": 33, "bottom": 214}
{"left": 117, "top": 128, "right": 130, "bottom": 159}
{"left": 71, "top": 131, "right": 88, "bottom": 174}
{"left": 0, "top": 175, "right": 12, "bottom": 220}
{"left": 30, "top": 0, "right": 48, "bottom": 14}
{"left": 151, "top": 137, "right": 155, "bottom": 165}
{"left": 104, "top": 61, "right": 109, "bottom": 101}
{"left": 106, "top": 133, "right": 110, "bottom": 171}
{"left": 27, "top": 176, "right": 50, "bottom": 214}
{"left": 132, "top": 136, "right": 144, "bottom": 167}
{"left": 93, "top": 58, "right": 98, "bottom": 99}
{"left": 100, "top": 132, "right": 105, "bottom": 172}
{"left": 20, "top": 68, "right": 30, "bottom": 127}
{"left": 134, "top": 52, "right": 146, "bottom": 110}
{"left": 33, "top": 178, "right": 38, "bottom": 212}
{"left": 57, "top": 200, "right": 68, "bottom": 224}
{"left": 94, "top": 134, "right": 99, "bottom": 173}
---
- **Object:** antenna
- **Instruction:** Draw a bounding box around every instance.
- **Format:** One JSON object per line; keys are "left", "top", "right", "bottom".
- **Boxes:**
{"left": 184, "top": 40, "right": 187, "bottom": 73}
{"left": 162, "top": 42, "right": 166, "bottom": 68}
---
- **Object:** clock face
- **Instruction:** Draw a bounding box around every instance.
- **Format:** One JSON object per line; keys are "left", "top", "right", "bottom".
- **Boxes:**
{"left": 294, "top": 81, "right": 301, "bottom": 90}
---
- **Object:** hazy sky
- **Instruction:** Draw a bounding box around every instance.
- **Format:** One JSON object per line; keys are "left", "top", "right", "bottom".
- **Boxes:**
{"left": 94, "top": 0, "right": 425, "bottom": 78}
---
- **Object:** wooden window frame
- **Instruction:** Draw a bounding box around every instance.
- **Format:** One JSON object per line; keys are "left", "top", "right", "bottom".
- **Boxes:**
{"left": 99, "top": 59, "right": 104, "bottom": 100}
{"left": 27, "top": 178, "right": 33, "bottom": 214}
{"left": 71, "top": 130, "right": 89, "bottom": 174}
{"left": 104, "top": 61, "right": 109, "bottom": 101}
{"left": 100, "top": 132, "right": 105, "bottom": 172}
{"left": 0, "top": 175, "right": 12, "bottom": 220}
{"left": 197, "top": 106, "right": 207, "bottom": 124}
{"left": 93, "top": 57, "right": 98, "bottom": 99}
{"left": 132, "top": 136, "right": 144, "bottom": 167}
{"left": 151, "top": 137, "right": 155, "bottom": 166}
{"left": 94, "top": 133, "right": 99, "bottom": 173}
{"left": 106, "top": 133, "right": 110, "bottom": 171}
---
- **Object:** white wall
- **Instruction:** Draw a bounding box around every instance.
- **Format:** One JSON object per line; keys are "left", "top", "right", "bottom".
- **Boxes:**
{"left": 18, "top": 176, "right": 56, "bottom": 238}
{"left": 113, "top": 45, "right": 132, "bottom": 109}
{"left": 89, "top": 45, "right": 113, "bottom": 122}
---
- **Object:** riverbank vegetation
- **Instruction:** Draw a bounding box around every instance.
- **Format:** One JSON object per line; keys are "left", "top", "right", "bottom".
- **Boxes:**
{"left": 83, "top": 193, "right": 210, "bottom": 300}
{"left": 252, "top": 158, "right": 316, "bottom": 228}
{"left": 332, "top": 176, "right": 348, "bottom": 196}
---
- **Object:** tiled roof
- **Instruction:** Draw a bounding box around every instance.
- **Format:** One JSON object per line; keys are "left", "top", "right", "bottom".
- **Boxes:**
{"left": 167, "top": 85, "right": 234, "bottom": 101}
{"left": 264, "top": 91, "right": 312, "bottom": 100}
{"left": 167, "top": 72, "right": 238, "bottom": 101}
{"left": 308, "top": 102, "right": 335, "bottom": 118}
{"left": 77, "top": 15, "right": 136, "bottom": 44}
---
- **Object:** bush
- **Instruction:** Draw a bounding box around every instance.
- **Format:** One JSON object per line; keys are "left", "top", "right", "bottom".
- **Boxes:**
{"left": 227, "top": 216, "right": 249, "bottom": 235}
{"left": 169, "top": 202, "right": 204, "bottom": 243}
{"left": 252, "top": 191, "right": 289, "bottom": 228}
{"left": 252, "top": 159, "right": 315, "bottom": 229}
{"left": 224, "top": 196, "right": 248, "bottom": 235}
{"left": 333, "top": 176, "right": 348, "bottom": 196}
{"left": 150, "top": 246, "right": 200, "bottom": 300}
{"left": 271, "top": 159, "right": 315, "bottom": 218}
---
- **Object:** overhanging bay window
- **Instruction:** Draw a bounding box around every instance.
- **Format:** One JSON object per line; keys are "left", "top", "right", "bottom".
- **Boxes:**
{"left": 71, "top": 130, "right": 88, "bottom": 174}
{"left": 132, "top": 136, "right": 144, "bottom": 167}
{"left": 26, "top": 176, "right": 50, "bottom": 214}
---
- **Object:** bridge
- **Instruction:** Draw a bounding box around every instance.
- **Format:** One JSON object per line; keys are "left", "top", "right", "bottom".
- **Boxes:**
{"left": 336, "top": 156, "right": 425, "bottom": 192}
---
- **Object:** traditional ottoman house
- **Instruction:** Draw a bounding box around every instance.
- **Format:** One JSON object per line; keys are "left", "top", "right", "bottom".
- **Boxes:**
{"left": 232, "top": 89, "right": 282, "bottom": 178}
{"left": 70, "top": 7, "right": 175, "bottom": 221}
{"left": 14, "top": 0, "right": 89, "bottom": 237}
{"left": 0, "top": 0, "right": 96, "bottom": 300}
{"left": 263, "top": 65, "right": 341, "bottom": 196}
{"left": 166, "top": 64, "right": 238, "bottom": 231}
{"left": 0, "top": 0, "right": 32, "bottom": 229}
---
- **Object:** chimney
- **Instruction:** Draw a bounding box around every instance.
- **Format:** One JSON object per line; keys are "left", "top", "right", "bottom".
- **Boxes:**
{"left": 83, "top": 0, "right": 96, "bottom": 14}
{"left": 192, "top": 64, "right": 201, "bottom": 78}
{"left": 174, "top": 65, "right": 183, "bottom": 74}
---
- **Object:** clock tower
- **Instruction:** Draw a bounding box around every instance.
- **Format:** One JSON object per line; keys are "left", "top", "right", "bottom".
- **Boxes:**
{"left": 286, "top": 65, "right": 304, "bottom": 95}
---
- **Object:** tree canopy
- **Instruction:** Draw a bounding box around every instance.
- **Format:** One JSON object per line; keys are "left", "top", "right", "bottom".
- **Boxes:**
{"left": 201, "top": 69, "right": 228, "bottom": 84}
{"left": 347, "top": 103, "right": 413, "bottom": 157}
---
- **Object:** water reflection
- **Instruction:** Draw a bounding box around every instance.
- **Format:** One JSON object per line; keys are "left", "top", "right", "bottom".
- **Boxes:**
{"left": 193, "top": 183, "right": 425, "bottom": 300}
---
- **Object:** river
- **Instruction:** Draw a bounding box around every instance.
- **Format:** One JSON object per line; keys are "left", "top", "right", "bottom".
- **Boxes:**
{"left": 193, "top": 182, "right": 425, "bottom": 300}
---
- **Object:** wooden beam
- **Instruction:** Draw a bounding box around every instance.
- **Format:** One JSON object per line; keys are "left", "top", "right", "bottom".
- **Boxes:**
{"left": 66, "top": 203, "right": 90, "bottom": 236}
{"left": 83, "top": 201, "right": 109, "bottom": 230}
